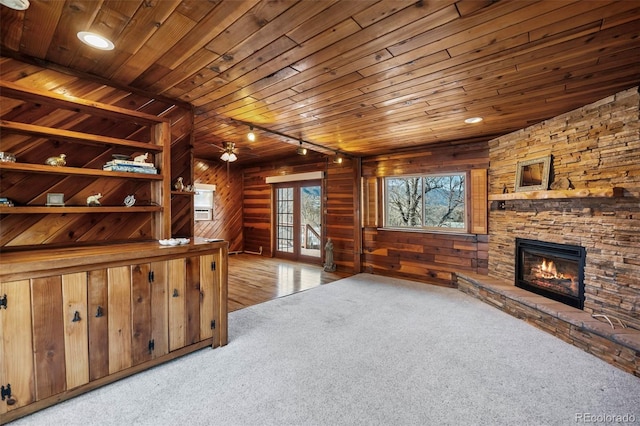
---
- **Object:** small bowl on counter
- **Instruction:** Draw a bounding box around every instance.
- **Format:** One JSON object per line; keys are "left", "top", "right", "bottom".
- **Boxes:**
{"left": 159, "top": 238, "right": 190, "bottom": 246}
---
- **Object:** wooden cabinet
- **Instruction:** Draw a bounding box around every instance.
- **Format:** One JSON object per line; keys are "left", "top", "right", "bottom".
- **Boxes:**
{"left": 0, "top": 240, "right": 227, "bottom": 423}
{"left": 0, "top": 80, "right": 174, "bottom": 247}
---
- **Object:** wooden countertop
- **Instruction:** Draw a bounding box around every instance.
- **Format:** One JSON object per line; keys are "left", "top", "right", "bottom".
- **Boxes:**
{"left": 0, "top": 238, "right": 228, "bottom": 281}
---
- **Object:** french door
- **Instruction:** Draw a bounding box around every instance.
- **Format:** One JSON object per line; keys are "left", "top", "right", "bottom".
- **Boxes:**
{"left": 274, "top": 181, "right": 322, "bottom": 261}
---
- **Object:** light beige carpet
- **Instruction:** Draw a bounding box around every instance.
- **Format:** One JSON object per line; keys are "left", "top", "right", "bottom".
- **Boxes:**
{"left": 11, "top": 273, "right": 640, "bottom": 425}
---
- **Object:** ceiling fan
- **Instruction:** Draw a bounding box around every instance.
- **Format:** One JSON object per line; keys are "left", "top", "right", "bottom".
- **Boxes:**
{"left": 219, "top": 142, "right": 237, "bottom": 162}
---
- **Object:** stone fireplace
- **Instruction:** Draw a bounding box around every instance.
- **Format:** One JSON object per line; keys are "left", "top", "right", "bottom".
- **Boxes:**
{"left": 455, "top": 87, "right": 640, "bottom": 376}
{"left": 487, "top": 87, "right": 640, "bottom": 331}
{"left": 515, "top": 238, "right": 585, "bottom": 309}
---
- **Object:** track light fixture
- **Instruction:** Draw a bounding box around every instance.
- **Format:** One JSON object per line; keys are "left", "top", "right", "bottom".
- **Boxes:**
{"left": 297, "top": 141, "right": 308, "bottom": 156}
{"left": 233, "top": 120, "right": 352, "bottom": 162}
{"left": 247, "top": 126, "right": 256, "bottom": 142}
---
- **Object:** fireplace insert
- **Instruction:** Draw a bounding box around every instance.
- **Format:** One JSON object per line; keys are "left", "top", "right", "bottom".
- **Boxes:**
{"left": 515, "top": 238, "right": 586, "bottom": 309}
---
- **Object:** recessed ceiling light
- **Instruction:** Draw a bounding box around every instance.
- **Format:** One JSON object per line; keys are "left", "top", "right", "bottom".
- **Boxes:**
{"left": 464, "top": 117, "right": 483, "bottom": 124}
{"left": 0, "top": 0, "right": 29, "bottom": 10}
{"left": 77, "top": 31, "right": 115, "bottom": 50}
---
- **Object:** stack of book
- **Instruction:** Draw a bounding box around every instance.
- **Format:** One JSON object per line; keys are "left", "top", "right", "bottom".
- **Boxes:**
{"left": 0, "top": 197, "right": 15, "bottom": 207}
{"left": 103, "top": 159, "right": 158, "bottom": 174}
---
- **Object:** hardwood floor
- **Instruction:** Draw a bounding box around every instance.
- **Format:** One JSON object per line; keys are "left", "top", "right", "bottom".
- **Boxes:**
{"left": 227, "top": 253, "right": 352, "bottom": 312}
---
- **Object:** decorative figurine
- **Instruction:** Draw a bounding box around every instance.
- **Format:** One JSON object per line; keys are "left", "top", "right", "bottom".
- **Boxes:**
{"left": 323, "top": 238, "right": 336, "bottom": 272}
{"left": 45, "top": 154, "right": 66, "bottom": 166}
{"left": 46, "top": 193, "right": 65, "bottom": 206}
{"left": 133, "top": 152, "right": 149, "bottom": 163}
{"left": 86, "top": 193, "right": 103, "bottom": 206}
{"left": 124, "top": 195, "right": 136, "bottom": 207}
{"left": 174, "top": 177, "right": 185, "bottom": 191}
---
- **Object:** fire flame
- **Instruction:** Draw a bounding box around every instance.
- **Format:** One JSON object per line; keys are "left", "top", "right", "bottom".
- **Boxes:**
{"left": 539, "top": 259, "right": 558, "bottom": 279}
{"left": 532, "top": 258, "right": 574, "bottom": 283}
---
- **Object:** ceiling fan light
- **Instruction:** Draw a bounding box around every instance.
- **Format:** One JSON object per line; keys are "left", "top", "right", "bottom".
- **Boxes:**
{"left": 77, "top": 31, "right": 115, "bottom": 50}
{"left": 228, "top": 153, "right": 237, "bottom": 162}
{"left": 220, "top": 152, "right": 230, "bottom": 162}
{"left": 0, "top": 0, "right": 29, "bottom": 10}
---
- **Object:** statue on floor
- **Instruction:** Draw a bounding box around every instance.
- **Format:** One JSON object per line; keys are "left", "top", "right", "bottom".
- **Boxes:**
{"left": 323, "top": 238, "right": 336, "bottom": 272}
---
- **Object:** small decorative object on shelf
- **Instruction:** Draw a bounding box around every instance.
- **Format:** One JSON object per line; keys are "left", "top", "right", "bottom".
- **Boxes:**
{"left": 0, "top": 152, "right": 16, "bottom": 163}
{"left": 174, "top": 177, "right": 185, "bottom": 191}
{"left": 124, "top": 194, "right": 136, "bottom": 207}
{"left": 46, "top": 193, "right": 65, "bottom": 206}
{"left": 45, "top": 153, "right": 66, "bottom": 166}
{"left": 86, "top": 193, "right": 103, "bottom": 206}
{"left": 133, "top": 152, "right": 150, "bottom": 163}
{"left": 0, "top": 197, "right": 15, "bottom": 207}
{"left": 550, "top": 177, "right": 572, "bottom": 190}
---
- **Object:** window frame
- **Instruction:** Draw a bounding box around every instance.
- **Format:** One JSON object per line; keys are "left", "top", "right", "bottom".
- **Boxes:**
{"left": 382, "top": 171, "right": 469, "bottom": 234}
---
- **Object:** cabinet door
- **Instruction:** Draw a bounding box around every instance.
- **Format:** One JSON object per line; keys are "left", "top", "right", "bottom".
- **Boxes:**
{"left": 199, "top": 254, "right": 217, "bottom": 345}
{"left": 150, "top": 261, "right": 169, "bottom": 359}
{"left": 61, "top": 272, "right": 89, "bottom": 390}
{"left": 88, "top": 269, "right": 109, "bottom": 381}
{"left": 31, "top": 276, "right": 66, "bottom": 401}
{"left": 0, "top": 280, "right": 34, "bottom": 415}
{"left": 185, "top": 256, "right": 201, "bottom": 346}
{"left": 168, "top": 258, "right": 186, "bottom": 351}
{"left": 131, "top": 261, "right": 169, "bottom": 364}
{"left": 107, "top": 266, "right": 132, "bottom": 374}
{"left": 131, "top": 263, "right": 152, "bottom": 366}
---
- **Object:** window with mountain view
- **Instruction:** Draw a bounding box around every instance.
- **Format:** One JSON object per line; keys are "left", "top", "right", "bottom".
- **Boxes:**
{"left": 384, "top": 173, "right": 466, "bottom": 232}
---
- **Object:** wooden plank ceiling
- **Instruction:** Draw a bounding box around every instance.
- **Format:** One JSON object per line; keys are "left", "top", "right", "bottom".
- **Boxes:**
{"left": 2, "top": 0, "right": 639, "bottom": 165}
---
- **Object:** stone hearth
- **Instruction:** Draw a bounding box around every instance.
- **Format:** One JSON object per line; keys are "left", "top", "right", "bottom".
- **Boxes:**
{"left": 456, "top": 272, "right": 640, "bottom": 377}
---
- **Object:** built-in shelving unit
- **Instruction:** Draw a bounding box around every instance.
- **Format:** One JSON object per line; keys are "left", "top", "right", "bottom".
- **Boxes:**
{"left": 488, "top": 187, "right": 623, "bottom": 201}
{"left": 0, "top": 80, "right": 172, "bottom": 247}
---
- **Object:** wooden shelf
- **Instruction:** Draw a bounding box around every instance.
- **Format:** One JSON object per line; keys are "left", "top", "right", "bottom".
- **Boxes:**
{"left": 488, "top": 187, "right": 623, "bottom": 201}
{"left": 0, "top": 120, "right": 164, "bottom": 152}
{"left": 171, "top": 190, "right": 195, "bottom": 196}
{"left": 0, "top": 81, "right": 170, "bottom": 126}
{"left": 0, "top": 206, "right": 162, "bottom": 214}
{"left": 0, "top": 162, "right": 163, "bottom": 180}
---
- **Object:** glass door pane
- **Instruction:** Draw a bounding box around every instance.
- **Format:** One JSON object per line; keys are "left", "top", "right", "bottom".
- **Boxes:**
{"left": 300, "top": 185, "right": 321, "bottom": 258}
{"left": 276, "top": 187, "right": 294, "bottom": 253}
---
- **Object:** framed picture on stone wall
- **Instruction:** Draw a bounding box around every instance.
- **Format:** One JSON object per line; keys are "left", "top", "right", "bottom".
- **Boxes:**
{"left": 514, "top": 155, "right": 551, "bottom": 192}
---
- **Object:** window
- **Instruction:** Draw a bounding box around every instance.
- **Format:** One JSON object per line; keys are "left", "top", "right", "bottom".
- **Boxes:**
{"left": 384, "top": 173, "right": 467, "bottom": 232}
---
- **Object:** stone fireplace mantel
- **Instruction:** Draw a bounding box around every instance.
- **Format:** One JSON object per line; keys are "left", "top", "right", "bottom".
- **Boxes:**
{"left": 488, "top": 186, "right": 623, "bottom": 201}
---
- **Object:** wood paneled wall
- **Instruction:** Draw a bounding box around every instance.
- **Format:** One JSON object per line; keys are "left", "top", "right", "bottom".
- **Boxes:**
{"left": 193, "top": 159, "right": 243, "bottom": 252}
{"left": 0, "top": 58, "right": 192, "bottom": 248}
{"left": 361, "top": 143, "right": 490, "bottom": 286}
{"left": 325, "top": 157, "right": 360, "bottom": 272}
{"left": 194, "top": 154, "right": 359, "bottom": 272}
